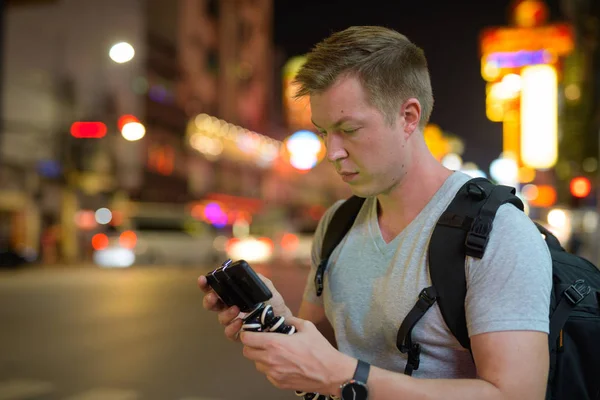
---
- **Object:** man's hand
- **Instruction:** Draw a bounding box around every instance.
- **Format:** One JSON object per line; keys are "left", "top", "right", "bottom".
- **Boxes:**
{"left": 240, "top": 317, "right": 356, "bottom": 396}
{"left": 198, "top": 272, "right": 292, "bottom": 342}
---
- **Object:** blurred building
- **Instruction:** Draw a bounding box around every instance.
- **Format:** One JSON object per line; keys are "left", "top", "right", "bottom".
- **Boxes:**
{"left": 558, "top": 0, "right": 600, "bottom": 201}
{"left": 559, "top": 0, "right": 600, "bottom": 264}
{"left": 179, "top": 0, "right": 347, "bottom": 234}
{"left": 0, "top": 0, "right": 347, "bottom": 265}
{"left": 1, "top": 0, "right": 281, "bottom": 263}
{"left": 1, "top": 0, "right": 147, "bottom": 262}
{"left": 179, "top": 0, "right": 274, "bottom": 206}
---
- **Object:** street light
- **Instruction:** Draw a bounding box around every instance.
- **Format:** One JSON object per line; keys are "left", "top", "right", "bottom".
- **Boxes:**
{"left": 109, "top": 42, "right": 135, "bottom": 63}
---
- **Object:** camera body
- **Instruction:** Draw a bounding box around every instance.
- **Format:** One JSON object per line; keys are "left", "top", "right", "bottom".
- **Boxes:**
{"left": 205, "top": 259, "right": 272, "bottom": 313}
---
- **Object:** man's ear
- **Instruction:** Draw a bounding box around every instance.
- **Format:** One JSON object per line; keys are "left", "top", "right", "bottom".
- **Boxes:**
{"left": 401, "top": 98, "right": 422, "bottom": 136}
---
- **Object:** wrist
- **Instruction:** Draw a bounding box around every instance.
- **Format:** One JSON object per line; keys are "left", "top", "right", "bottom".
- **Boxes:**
{"left": 327, "top": 353, "right": 357, "bottom": 397}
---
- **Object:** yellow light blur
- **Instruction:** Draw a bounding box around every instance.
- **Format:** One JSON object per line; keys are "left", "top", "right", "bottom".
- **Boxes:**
{"left": 547, "top": 209, "right": 567, "bottom": 229}
{"left": 546, "top": 208, "right": 571, "bottom": 245}
{"left": 109, "top": 42, "right": 135, "bottom": 63}
{"left": 520, "top": 64, "right": 558, "bottom": 169}
{"left": 423, "top": 124, "right": 451, "bottom": 160}
{"left": 518, "top": 166, "right": 536, "bottom": 183}
{"left": 503, "top": 110, "right": 520, "bottom": 159}
{"left": 486, "top": 96, "right": 504, "bottom": 122}
{"left": 486, "top": 81, "right": 520, "bottom": 122}
{"left": 564, "top": 84, "right": 581, "bottom": 101}
{"left": 521, "top": 184, "right": 539, "bottom": 201}
{"left": 481, "top": 57, "right": 501, "bottom": 81}
{"left": 501, "top": 74, "right": 522, "bottom": 97}
{"left": 121, "top": 122, "right": 146, "bottom": 141}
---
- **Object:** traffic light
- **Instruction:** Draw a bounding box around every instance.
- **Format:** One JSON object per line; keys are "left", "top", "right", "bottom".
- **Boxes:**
{"left": 70, "top": 122, "right": 107, "bottom": 138}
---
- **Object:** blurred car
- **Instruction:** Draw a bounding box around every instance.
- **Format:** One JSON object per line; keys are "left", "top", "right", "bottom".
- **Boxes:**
{"left": 222, "top": 231, "right": 314, "bottom": 267}
{"left": 93, "top": 215, "right": 224, "bottom": 268}
{"left": 0, "top": 247, "right": 32, "bottom": 269}
{"left": 224, "top": 236, "right": 275, "bottom": 264}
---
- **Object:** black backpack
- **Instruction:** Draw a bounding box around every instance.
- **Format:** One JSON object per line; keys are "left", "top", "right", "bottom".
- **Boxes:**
{"left": 315, "top": 177, "right": 600, "bottom": 400}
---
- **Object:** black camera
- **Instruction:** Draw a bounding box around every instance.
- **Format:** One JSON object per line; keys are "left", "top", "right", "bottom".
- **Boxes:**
{"left": 206, "top": 259, "right": 332, "bottom": 399}
{"left": 205, "top": 259, "right": 272, "bottom": 313}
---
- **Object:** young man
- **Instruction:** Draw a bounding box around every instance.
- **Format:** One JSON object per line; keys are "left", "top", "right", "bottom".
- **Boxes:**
{"left": 199, "top": 26, "right": 552, "bottom": 399}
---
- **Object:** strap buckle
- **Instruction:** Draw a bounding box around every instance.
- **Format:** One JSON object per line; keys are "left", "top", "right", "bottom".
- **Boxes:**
{"left": 406, "top": 343, "right": 421, "bottom": 371}
{"left": 418, "top": 287, "right": 438, "bottom": 307}
{"left": 466, "top": 181, "right": 487, "bottom": 200}
{"left": 564, "top": 279, "right": 591, "bottom": 306}
{"left": 465, "top": 217, "right": 492, "bottom": 259}
{"left": 315, "top": 260, "right": 326, "bottom": 297}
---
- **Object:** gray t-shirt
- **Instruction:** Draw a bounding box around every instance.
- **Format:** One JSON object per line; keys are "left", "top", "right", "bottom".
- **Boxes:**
{"left": 303, "top": 171, "right": 552, "bottom": 378}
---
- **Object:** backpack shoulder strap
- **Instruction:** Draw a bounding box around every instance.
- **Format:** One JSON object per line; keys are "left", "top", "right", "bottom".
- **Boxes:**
{"left": 428, "top": 178, "right": 523, "bottom": 350}
{"left": 315, "top": 195, "right": 366, "bottom": 296}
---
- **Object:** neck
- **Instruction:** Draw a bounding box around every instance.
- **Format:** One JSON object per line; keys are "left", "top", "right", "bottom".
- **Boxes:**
{"left": 376, "top": 146, "right": 453, "bottom": 231}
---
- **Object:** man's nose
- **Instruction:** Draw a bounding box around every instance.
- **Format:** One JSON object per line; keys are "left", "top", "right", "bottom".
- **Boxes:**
{"left": 326, "top": 134, "right": 348, "bottom": 163}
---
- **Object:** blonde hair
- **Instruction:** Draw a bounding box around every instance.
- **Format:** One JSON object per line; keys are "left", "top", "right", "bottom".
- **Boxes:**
{"left": 294, "top": 26, "right": 434, "bottom": 128}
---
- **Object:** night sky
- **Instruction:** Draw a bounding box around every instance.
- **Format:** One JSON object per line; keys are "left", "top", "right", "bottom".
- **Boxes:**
{"left": 273, "top": 0, "right": 564, "bottom": 173}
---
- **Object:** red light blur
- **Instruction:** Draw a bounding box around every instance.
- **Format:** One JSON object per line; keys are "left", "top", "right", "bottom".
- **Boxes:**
{"left": 570, "top": 177, "right": 592, "bottom": 198}
{"left": 119, "top": 230, "right": 137, "bottom": 249}
{"left": 118, "top": 114, "right": 139, "bottom": 131}
{"left": 92, "top": 233, "right": 109, "bottom": 250}
{"left": 281, "top": 233, "right": 299, "bottom": 251}
{"left": 70, "top": 122, "right": 107, "bottom": 138}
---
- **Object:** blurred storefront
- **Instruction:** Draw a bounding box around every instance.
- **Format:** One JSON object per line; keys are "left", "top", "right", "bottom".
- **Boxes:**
{"left": 0, "top": 0, "right": 342, "bottom": 266}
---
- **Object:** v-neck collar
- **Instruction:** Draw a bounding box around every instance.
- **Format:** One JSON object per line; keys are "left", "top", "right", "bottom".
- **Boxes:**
{"left": 367, "top": 172, "right": 460, "bottom": 255}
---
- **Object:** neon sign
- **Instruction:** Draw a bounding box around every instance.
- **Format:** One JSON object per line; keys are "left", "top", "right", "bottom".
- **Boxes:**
{"left": 485, "top": 50, "right": 552, "bottom": 69}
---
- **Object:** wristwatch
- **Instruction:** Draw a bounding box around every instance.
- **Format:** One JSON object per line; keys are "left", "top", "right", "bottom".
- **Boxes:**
{"left": 340, "top": 359, "right": 370, "bottom": 400}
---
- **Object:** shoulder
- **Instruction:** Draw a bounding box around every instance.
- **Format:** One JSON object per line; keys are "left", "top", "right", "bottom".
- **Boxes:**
{"left": 488, "top": 204, "right": 550, "bottom": 256}
{"left": 471, "top": 202, "right": 552, "bottom": 275}
{"left": 465, "top": 203, "right": 553, "bottom": 336}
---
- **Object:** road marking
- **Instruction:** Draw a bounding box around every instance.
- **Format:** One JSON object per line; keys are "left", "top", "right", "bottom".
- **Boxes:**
{"left": 63, "top": 388, "right": 140, "bottom": 400}
{"left": 0, "top": 379, "right": 55, "bottom": 400}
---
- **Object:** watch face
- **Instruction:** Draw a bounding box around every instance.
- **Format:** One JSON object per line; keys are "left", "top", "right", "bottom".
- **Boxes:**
{"left": 341, "top": 381, "right": 368, "bottom": 400}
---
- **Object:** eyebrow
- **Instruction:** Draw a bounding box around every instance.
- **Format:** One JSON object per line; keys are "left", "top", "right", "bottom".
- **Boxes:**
{"left": 311, "top": 116, "right": 357, "bottom": 130}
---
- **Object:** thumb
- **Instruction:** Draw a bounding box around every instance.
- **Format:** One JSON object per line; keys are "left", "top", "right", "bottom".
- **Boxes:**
{"left": 286, "top": 316, "right": 313, "bottom": 332}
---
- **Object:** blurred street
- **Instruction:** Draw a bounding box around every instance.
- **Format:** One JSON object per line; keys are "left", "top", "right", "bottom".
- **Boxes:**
{"left": 0, "top": 263, "right": 309, "bottom": 400}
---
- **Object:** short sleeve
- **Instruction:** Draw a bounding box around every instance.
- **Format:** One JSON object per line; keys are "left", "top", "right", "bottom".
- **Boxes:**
{"left": 465, "top": 204, "right": 553, "bottom": 336}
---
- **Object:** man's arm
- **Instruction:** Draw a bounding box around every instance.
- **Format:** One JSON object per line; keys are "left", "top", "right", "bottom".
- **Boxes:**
{"left": 298, "top": 300, "right": 337, "bottom": 347}
{"left": 329, "top": 330, "right": 548, "bottom": 400}
{"left": 298, "top": 300, "right": 326, "bottom": 323}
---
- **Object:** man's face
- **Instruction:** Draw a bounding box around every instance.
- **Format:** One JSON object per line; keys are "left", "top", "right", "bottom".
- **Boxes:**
{"left": 310, "top": 75, "right": 411, "bottom": 197}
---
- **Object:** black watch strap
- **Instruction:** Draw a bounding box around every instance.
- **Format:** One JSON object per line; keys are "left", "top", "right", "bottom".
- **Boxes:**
{"left": 353, "top": 359, "right": 370, "bottom": 384}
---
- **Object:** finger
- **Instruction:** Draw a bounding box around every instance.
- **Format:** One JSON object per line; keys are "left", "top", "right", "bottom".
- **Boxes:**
{"left": 203, "top": 292, "right": 226, "bottom": 312}
{"left": 218, "top": 305, "right": 240, "bottom": 326}
{"left": 197, "top": 275, "right": 211, "bottom": 293}
{"left": 255, "top": 361, "right": 269, "bottom": 374}
{"left": 266, "top": 375, "right": 282, "bottom": 389}
{"left": 286, "top": 316, "right": 309, "bottom": 331}
{"left": 225, "top": 319, "right": 243, "bottom": 341}
{"left": 242, "top": 345, "right": 264, "bottom": 362}
{"left": 240, "top": 330, "right": 274, "bottom": 349}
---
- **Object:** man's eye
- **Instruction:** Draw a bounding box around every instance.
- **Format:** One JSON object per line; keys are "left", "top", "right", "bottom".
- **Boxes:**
{"left": 318, "top": 131, "right": 328, "bottom": 137}
{"left": 342, "top": 128, "right": 357, "bottom": 134}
